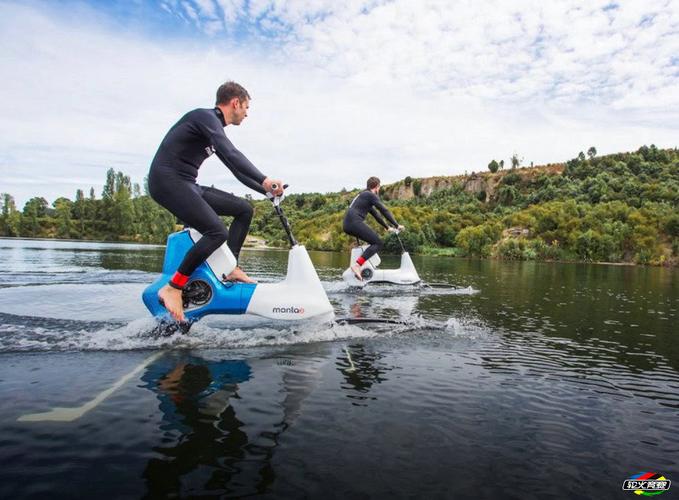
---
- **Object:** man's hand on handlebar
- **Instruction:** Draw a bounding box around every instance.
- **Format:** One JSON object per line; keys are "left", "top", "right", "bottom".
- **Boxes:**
{"left": 262, "top": 177, "right": 285, "bottom": 196}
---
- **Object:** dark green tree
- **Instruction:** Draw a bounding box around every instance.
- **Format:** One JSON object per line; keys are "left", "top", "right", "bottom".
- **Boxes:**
{"left": 1, "top": 193, "right": 21, "bottom": 236}
{"left": 310, "top": 196, "right": 325, "bottom": 211}
{"left": 383, "top": 230, "right": 419, "bottom": 253}
{"left": 413, "top": 179, "right": 422, "bottom": 196}
{"left": 53, "top": 197, "right": 73, "bottom": 238}
{"left": 73, "top": 189, "right": 86, "bottom": 237}
{"left": 112, "top": 172, "right": 134, "bottom": 237}
{"left": 86, "top": 187, "right": 98, "bottom": 236}
{"left": 22, "top": 197, "right": 48, "bottom": 236}
{"left": 101, "top": 168, "right": 116, "bottom": 235}
{"left": 295, "top": 194, "right": 306, "bottom": 209}
{"left": 102, "top": 168, "right": 115, "bottom": 200}
{"left": 496, "top": 185, "right": 518, "bottom": 206}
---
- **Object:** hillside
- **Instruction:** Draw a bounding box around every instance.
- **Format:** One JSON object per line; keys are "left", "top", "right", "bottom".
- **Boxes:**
{"left": 249, "top": 146, "right": 679, "bottom": 266}
{"left": 379, "top": 162, "right": 565, "bottom": 202}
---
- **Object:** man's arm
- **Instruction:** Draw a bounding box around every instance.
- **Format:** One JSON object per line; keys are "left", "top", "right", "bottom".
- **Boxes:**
{"left": 369, "top": 207, "right": 390, "bottom": 229}
{"left": 231, "top": 169, "right": 267, "bottom": 195}
{"left": 370, "top": 193, "right": 399, "bottom": 227}
{"left": 195, "top": 113, "right": 268, "bottom": 192}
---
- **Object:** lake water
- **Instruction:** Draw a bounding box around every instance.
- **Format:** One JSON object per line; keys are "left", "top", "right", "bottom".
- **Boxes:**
{"left": 0, "top": 237, "right": 677, "bottom": 499}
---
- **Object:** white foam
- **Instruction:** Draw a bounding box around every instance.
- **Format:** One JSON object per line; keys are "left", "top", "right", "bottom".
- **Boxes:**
{"left": 2, "top": 314, "right": 392, "bottom": 352}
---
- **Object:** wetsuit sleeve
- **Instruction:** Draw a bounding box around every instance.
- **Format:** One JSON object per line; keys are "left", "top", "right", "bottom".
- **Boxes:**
{"left": 231, "top": 169, "right": 267, "bottom": 195}
{"left": 369, "top": 207, "right": 390, "bottom": 229}
{"left": 194, "top": 114, "right": 267, "bottom": 194}
{"left": 370, "top": 193, "right": 399, "bottom": 227}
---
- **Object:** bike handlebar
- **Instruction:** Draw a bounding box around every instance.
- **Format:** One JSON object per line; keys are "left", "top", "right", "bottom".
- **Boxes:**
{"left": 266, "top": 183, "right": 289, "bottom": 203}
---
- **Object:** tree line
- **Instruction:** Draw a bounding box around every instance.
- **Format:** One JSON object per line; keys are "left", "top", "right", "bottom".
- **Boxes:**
{"left": 1, "top": 146, "right": 678, "bottom": 266}
{"left": 1, "top": 168, "right": 175, "bottom": 243}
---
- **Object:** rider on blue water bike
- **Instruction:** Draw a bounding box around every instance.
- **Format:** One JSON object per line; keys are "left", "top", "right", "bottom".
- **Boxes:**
{"left": 148, "top": 81, "right": 284, "bottom": 322}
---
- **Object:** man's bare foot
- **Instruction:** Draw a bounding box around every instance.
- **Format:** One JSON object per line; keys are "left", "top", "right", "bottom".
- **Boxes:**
{"left": 350, "top": 263, "right": 363, "bottom": 281}
{"left": 158, "top": 284, "right": 185, "bottom": 322}
{"left": 226, "top": 266, "right": 256, "bottom": 283}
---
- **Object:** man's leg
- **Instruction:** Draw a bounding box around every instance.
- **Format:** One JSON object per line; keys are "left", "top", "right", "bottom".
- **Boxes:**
{"left": 355, "top": 224, "right": 383, "bottom": 262}
{"left": 200, "top": 186, "right": 253, "bottom": 260}
{"left": 150, "top": 178, "right": 231, "bottom": 322}
{"left": 345, "top": 221, "right": 382, "bottom": 280}
{"left": 199, "top": 186, "right": 256, "bottom": 283}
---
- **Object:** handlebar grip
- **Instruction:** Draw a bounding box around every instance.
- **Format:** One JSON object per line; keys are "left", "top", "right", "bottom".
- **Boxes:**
{"left": 266, "top": 184, "right": 290, "bottom": 201}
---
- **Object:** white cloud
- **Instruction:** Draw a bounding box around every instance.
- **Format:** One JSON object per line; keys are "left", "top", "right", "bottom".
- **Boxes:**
{"left": 182, "top": 1, "right": 200, "bottom": 22}
{"left": 0, "top": 0, "right": 677, "bottom": 209}
{"left": 214, "top": 0, "right": 244, "bottom": 24}
{"left": 193, "top": 0, "right": 218, "bottom": 19}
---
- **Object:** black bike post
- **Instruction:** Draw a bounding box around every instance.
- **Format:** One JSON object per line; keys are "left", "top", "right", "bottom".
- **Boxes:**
{"left": 395, "top": 231, "right": 406, "bottom": 253}
{"left": 274, "top": 203, "right": 297, "bottom": 247}
{"left": 268, "top": 184, "right": 297, "bottom": 247}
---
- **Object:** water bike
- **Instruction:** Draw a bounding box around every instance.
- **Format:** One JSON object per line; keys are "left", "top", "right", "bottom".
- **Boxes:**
{"left": 142, "top": 189, "right": 334, "bottom": 326}
{"left": 342, "top": 230, "right": 421, "bottom": 286}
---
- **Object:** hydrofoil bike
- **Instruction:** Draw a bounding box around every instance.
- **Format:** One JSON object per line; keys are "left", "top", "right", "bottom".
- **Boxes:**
{"left": 342, "top": 229, "right": 421, "bottom": 286}
{"left": 142, "top": 189, "right": 334, "bottom": 329}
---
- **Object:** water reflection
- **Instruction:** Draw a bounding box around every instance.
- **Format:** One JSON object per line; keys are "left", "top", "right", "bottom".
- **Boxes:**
{"left": 332, "top": 290, "right": 420, "bottom": 320}
{"left": 337, "top": 345, "right": 393, "bottom": 405}
{"left": 142, "top": 354, "right": 255, "bottom": 497}
{"left": 140, "top": 349, "right": 327, "bottom": 497}
{"left": 139, "top": 344, "right": 400, "bottom": 495}
{"left": 97, "top": 249, "right": 165, "bottom": 272}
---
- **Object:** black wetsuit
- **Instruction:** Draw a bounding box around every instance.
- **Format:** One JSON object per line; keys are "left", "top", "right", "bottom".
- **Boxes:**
{"left": 343, "top": 190, "right": 399, "bottom": 261}
{"left": 148, "top": 107, "right": 267, "bottom": 287}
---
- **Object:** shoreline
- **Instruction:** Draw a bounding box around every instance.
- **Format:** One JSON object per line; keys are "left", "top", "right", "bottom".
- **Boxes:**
{"left": 2, "top": 235, "right": 675, "bottom": 268}
{"left": 0, "top": 235, "right": 163, "bottom": 246}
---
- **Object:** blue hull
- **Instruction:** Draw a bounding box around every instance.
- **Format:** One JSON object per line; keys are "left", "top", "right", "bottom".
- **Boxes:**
{"left": 142, "top": 230, "right": 256, "bottom": 321}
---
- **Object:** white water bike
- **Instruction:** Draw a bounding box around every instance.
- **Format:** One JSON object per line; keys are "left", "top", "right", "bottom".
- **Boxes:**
{"left": 342, "top": 229, "right": 421, "bottom": 286}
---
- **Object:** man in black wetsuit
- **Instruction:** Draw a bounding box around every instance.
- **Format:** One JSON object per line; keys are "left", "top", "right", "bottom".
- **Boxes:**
{"left": 148, "top": 81, "right": 284, "bottom": 322}
{"left": 343, "top": 176, "right": 404, "bottom": 280}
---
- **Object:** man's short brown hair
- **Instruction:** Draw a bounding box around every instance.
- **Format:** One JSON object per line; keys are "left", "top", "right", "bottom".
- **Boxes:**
{"left": 216, "top": 81, "right": 251, "bottom": 105}
{"left": 367, "top": 176, "right": 381, "bottom": 190}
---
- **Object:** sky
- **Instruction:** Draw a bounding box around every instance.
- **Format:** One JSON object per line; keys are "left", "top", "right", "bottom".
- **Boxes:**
{"left": 1, "top": 0, "right": 678, "bottom": 207}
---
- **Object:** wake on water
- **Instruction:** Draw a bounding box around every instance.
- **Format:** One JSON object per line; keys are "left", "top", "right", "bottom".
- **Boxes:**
{"left": 323, "top": 280, "right": 479, "bottom": 296}
{"left": 0, "top": 280, "right": 481, "bottom": 353}
{"left": 0, "top": 312, "right": 482, "bottom": 352}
